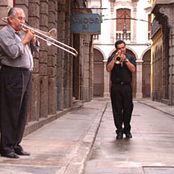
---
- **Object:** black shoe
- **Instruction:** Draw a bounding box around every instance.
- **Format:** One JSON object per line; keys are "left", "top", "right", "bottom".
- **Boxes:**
{"left": 15, "top": 150, "right": 30, "bottom": 156}
{"left": 1, "top": 152, "right": 19, "bottom": 158}
{"left": 116, "top": 132, "right": 123, "bottom": 139}
{"left": 125, "top": 132, "right": 132, "bottom": 139}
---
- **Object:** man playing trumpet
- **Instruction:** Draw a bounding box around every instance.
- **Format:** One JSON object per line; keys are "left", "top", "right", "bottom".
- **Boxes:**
{"left": 106, "top": 40, "right": 136, "bottom": 140}
{"left": 0, "top": 7, "right": 39, "bottom": 158}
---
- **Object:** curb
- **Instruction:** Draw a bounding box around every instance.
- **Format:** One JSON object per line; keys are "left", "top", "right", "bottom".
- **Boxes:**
{"left": 56, "top": 101, "right": 108, "bottom": 174}
{"left": 136, "top": 99, "right": 174, "bottom": 117}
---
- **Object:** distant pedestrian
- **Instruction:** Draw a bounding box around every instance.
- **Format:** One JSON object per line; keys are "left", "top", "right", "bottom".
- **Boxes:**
{"left": 106, "top": 40, "right": 136, "bottom": 139}
{"left": 0, "top": 7, "right": 39, "bottom": 158}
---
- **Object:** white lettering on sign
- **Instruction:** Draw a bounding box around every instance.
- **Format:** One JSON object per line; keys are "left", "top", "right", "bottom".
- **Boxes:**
{"left": 71, "top": 14, "right": 101, "bottom": 34}
{"left": 72, "top": 17, "right": 100, "bottom": 24}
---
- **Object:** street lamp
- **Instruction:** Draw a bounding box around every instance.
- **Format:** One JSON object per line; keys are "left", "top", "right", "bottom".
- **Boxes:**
{"left": 122, "top": 22, "right": 127, "bottom": 40}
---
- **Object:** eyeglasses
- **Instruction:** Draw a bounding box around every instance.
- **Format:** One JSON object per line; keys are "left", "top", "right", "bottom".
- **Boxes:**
{"left": 17, "top": 16, "right": 25, "bottom": 21}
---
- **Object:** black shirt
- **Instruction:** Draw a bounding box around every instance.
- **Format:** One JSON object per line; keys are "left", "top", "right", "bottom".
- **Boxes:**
{"left": 107, "top": 54, "right": 136, "bottom": 83}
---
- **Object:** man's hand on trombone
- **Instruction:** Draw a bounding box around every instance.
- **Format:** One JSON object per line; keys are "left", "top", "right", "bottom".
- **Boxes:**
{"left": 21, "top": 29, "right": 36, "bottom": 46}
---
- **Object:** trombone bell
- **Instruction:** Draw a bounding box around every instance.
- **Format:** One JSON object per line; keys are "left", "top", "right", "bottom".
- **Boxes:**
{"left": 46, "top": 28, "right": 57, "bottom": 46}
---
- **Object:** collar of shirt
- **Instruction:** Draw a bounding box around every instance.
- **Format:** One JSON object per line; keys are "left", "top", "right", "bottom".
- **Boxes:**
{"left": 7, "top": 24, "right": 24, "bottom": 38}
{"left": 6, "top": 24, "right": 16, "bottom": 35}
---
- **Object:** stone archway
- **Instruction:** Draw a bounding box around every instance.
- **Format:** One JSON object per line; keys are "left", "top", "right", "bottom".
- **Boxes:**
{"left": 93, "top": 49, "right": 104, "bottom": 97}
{"left": 142, "top": 49, "right": 151, "bottom": 97}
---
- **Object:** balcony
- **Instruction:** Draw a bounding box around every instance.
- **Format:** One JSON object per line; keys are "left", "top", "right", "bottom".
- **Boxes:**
{"left": 116, "top": 31, "right": 131, "bottom": 41}
{"left": 152, "top": 0, "right": 174, "bottom": 13}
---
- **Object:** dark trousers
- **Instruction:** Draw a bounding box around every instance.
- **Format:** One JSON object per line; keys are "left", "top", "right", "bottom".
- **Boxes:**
{"left": 110, "top": 83, "right": 133, "bottom": 134}
{"left": 0, "top": 66, "right": 32, "bottom": 154}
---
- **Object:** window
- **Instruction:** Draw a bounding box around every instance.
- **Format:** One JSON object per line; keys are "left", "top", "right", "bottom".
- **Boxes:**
{"left": 148, "top": 14, "right": 151, "bottom": 40}
{"left": 116, "top": 8, "right": 131, "bottom": 32}
{"left": 116, "top": 8, "right": 131, "bottom": 41}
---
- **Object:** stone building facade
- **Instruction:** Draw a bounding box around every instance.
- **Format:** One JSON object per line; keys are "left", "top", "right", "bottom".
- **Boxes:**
{"left": 151, "top": 0, "right": 174, "bottom": 105}
{"left": 0, "top": 0, "right": 93, "bottom": 134}
{"left": 88, "top": 0, "right": 151, "bottom": 99}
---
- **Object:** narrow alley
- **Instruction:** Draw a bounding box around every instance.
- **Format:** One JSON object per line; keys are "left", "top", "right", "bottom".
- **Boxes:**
{"left": 0, "top": 98, "right": 174, "bottom": 174}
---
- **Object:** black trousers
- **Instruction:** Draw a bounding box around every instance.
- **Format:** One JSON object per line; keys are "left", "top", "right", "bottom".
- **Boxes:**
{"left": 0, "top": 66, "right": 32, "bottom": 154}
{"left": 110, "top": 83, "right": 133, "bottom": 134}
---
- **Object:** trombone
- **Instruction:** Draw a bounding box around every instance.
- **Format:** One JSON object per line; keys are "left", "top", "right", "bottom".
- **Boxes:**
{"left": 1, "top": 17, "right": 78, "bottom": 57}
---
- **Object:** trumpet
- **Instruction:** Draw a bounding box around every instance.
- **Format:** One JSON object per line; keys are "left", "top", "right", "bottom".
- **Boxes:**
{"left": 113, "top": 52, "right": 124, "bottom": 66}
{"left": 1, "top": 17, "right": 78, "bottom": 57}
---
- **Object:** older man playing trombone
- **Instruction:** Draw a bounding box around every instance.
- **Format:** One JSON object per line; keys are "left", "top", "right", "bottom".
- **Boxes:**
{"left": 0, "top": 7, "right": 39, "bottom": 158}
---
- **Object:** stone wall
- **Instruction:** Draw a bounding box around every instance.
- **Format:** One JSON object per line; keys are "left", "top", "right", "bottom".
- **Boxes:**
{"left": 0, "top": 0, "right": 94, "bottom": 133}
{"left": 152, "top": 2, "right": 174, "bottom": 105}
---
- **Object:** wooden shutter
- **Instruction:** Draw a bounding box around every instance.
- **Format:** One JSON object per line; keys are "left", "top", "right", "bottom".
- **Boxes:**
{"left": 116, "top": 8, "right": 131, "bottom": 31}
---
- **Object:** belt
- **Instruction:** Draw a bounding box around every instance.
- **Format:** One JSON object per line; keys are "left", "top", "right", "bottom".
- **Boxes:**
{"left": 113, "top": 81, "right": 130, "bottom": 85}
{"left": 1, "top": 65, "right": 30, "bottom": 71}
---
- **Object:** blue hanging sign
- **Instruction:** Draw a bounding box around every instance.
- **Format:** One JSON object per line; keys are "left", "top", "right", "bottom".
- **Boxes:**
{"left": 71, "top": 13, "right": 101, "bottom": 34}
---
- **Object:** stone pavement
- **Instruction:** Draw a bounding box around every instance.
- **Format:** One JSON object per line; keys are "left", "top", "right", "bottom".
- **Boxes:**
{"left": 0, "top": 98, "right": 174, "bottom": 174}
{"left": 137, "top": 98, "right": 174, "bottom": 117}
{"left": 84, "top": 98, "right": 174, "bottom": 174}
{"left": 0, "top": 98, "right": 108, "bottom": 174}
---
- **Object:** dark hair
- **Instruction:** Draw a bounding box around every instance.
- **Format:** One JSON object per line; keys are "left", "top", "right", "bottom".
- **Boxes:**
{"left": 115, "top": 40, "right": 126, "bottom": 49}
{"left": 8, "top": 7, "right": 24, "bottom": 17}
